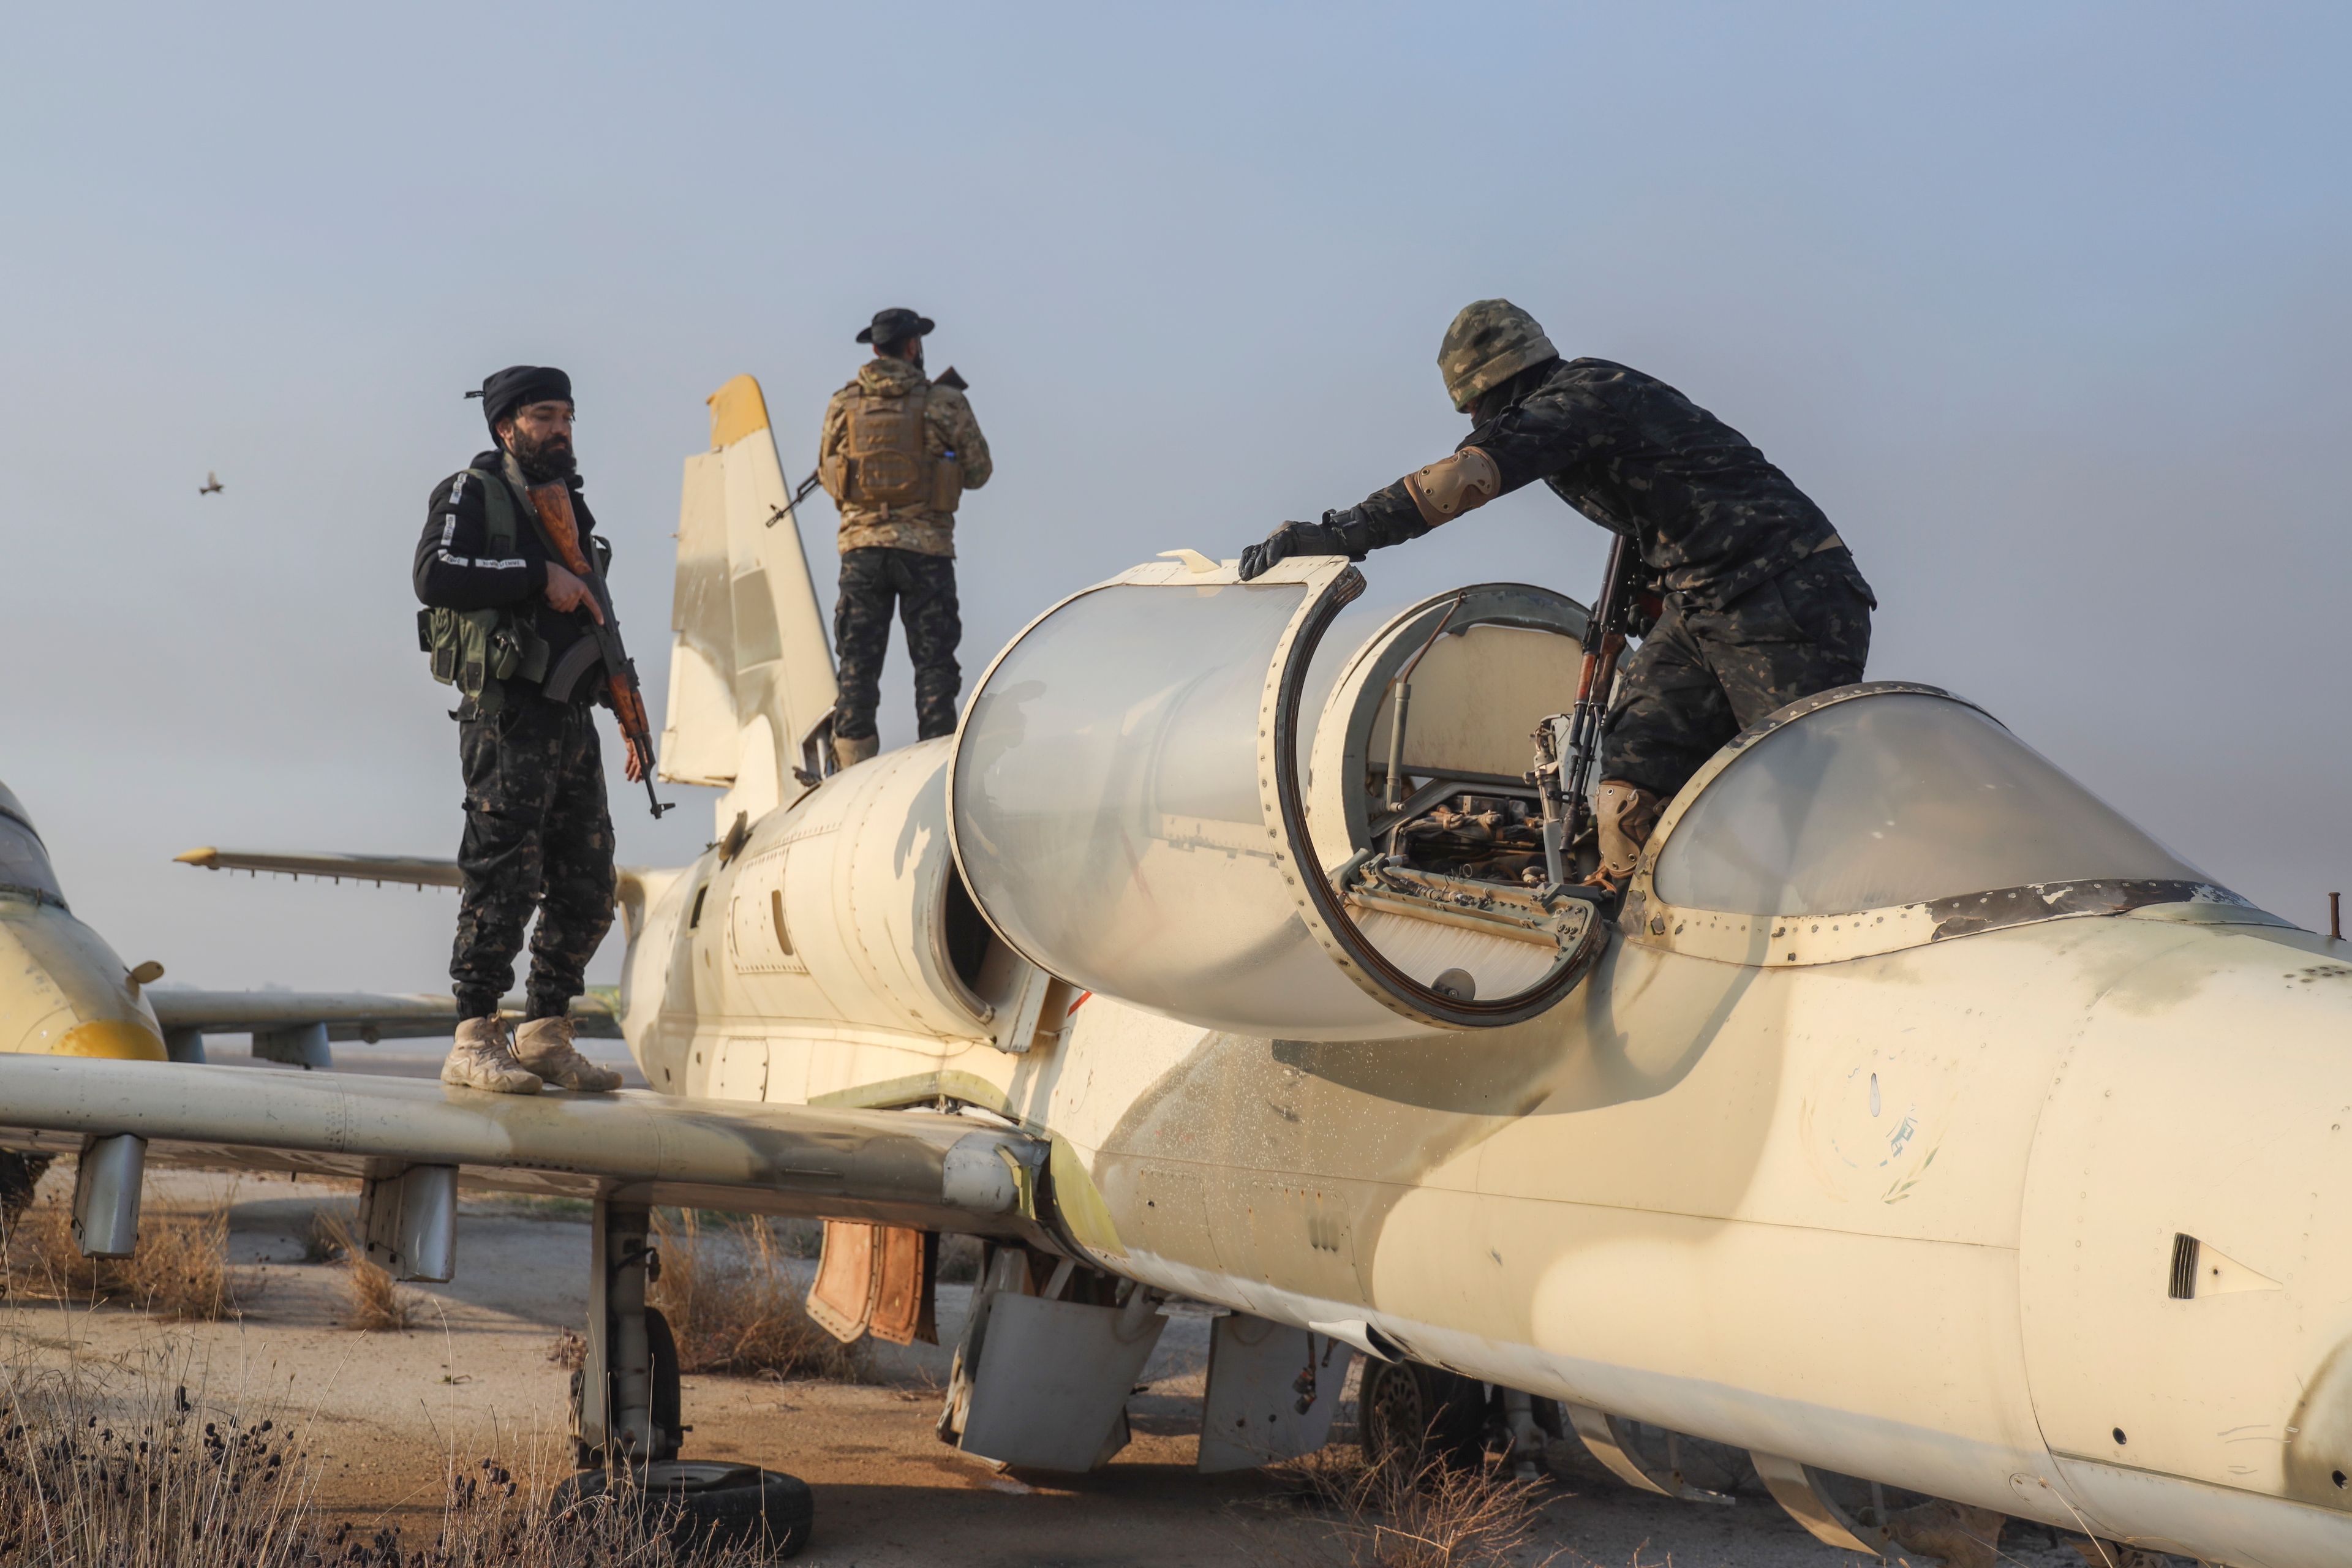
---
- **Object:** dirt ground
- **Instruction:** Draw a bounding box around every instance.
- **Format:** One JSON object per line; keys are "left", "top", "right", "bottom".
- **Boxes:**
{"left": 2, "top": 1044, "right": 2102, "bottom": 1566}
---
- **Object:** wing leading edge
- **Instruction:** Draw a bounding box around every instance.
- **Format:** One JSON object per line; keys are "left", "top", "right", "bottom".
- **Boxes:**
{"left": 0, "top": 1055, "right": 1049, "bottom": 1242}
{"left": 174, "top": 847, "right": 463, "bottom": 888}
{"left": 146, "top": 988, "right": 623, "bottom": 1042}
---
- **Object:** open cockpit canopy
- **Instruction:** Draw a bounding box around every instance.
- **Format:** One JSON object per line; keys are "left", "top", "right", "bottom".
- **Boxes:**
{"left": 948, "top": 556, "right": 1605, "bottom": 1040}
{"left": 1638, "top": 684, "right": 2272, "bottom": 962}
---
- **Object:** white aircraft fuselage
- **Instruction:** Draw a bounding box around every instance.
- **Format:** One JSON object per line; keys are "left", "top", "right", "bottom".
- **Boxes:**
{"left": 616, "top": 722, "right": 2352, "bottom": 1568}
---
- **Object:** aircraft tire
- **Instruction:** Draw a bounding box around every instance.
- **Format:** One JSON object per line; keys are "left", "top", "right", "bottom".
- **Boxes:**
{"left": 1360, "top": 1360, "right": 1488, "bottom": 1473}
{"left": 554, "top": 1461, "right": 814, "bottom": 1559}
{"left": 646, "top": 1306, "right": 684, "bottom": 1462}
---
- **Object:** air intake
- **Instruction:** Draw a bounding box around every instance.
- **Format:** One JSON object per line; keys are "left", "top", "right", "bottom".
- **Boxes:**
{"left": 2169, "top": 1233, "right": 2201, "bottom": 1300}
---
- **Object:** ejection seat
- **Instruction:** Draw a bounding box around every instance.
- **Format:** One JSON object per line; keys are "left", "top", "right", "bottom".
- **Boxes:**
{"left": 946, "top": 552, "right": 1609, "bottom": 1041}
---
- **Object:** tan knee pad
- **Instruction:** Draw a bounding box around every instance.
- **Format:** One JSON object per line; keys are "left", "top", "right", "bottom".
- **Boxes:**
{"left": 1594, "top": 781, "right": 1664, "bottom": 880}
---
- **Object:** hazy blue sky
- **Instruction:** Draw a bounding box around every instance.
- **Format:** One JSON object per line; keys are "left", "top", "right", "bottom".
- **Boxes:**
{"left": 2, "top": 4, "right": 2345, "bottom": 996}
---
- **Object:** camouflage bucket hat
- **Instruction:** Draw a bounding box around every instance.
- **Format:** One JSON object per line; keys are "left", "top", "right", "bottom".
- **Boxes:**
{"left": 858, "top": 307, "right": 935, "bottom": 345}
{"left": 1438, "top": 299, "right": 1557, "bottom": 412}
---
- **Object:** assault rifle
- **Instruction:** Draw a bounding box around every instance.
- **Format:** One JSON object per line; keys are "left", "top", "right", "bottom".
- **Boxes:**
{"left": 1531, "top": 532, "right": 1643, "bottom": 892}
{"left": 782, "top": 366, "right": 970, "bottom": 520}
{"left": 526, "top": 481, "right": 676, "bottom": 819}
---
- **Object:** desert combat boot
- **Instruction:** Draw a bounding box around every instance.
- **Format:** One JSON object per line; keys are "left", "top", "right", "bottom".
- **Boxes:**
{"left": 512, "top": 1016, "right": 623, "bottom": 1093}
{"left": 442, "top": 1017, "right": 542, "bottom": 1095}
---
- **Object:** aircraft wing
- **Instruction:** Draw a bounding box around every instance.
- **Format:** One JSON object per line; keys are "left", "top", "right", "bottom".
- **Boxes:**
{"left": 0, "top": 1054, "right": 1049, "bottom": 1242}
{"left": 171, "top": 847, "right": 654, "bottom": 924}
{"left": 146, "top": 987, "right": 624, "bottom": 1042}
{"left": 174, "top": 846, "right": 462, "bottom": 888}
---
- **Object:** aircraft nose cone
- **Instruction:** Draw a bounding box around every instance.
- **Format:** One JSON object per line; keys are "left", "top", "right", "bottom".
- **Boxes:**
{"left": 51, "top": 1018, "right": 168, "bottom": 1060}
{"left": 0, "top": 905, "right": 167, "bottom": 1061}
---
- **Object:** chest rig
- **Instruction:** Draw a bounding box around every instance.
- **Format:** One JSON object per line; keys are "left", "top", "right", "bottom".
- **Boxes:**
{"left": 417, "top": 468, "right": 552, "bottom": 715}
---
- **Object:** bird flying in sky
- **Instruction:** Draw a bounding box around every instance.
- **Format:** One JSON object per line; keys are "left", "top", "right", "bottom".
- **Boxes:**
{"left": 198, "top": 472, "right": 223, "bottom": 495}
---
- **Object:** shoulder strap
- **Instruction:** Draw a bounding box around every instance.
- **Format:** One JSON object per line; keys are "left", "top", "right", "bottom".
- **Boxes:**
{"left": 461, "top": 467, "right": 521, "bottom": 557}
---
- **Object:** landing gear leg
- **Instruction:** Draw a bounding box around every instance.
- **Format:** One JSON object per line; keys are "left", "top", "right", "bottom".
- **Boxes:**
{"left": 573, "top": 1195, "right": 678, "bottom": 1466}
{"left": 560, "top": 1194, "right": 813, "bottom": 1558}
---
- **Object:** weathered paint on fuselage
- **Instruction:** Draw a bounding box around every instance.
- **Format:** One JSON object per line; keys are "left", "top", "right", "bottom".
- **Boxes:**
{"left": 0, "top": 896, "right": 167, "bottom": 1061}
{"left": 616, "top": 741, "right": 2352, "bottom": 1567}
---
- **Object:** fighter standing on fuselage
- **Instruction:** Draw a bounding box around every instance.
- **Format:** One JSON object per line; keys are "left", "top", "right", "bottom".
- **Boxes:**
{"left": 412, "top": 365, "right": 629, "bottom": 1095}
{"left": 1238, "top": 299, "right": 1875, "bottom": 884}
{"left": 819, "top": 308, "right": 992, "bottom": 766}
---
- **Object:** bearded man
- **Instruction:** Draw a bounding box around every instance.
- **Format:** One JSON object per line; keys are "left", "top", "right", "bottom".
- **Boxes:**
{"left": 411, "top": 364, "right": 629, "bottom": 1095}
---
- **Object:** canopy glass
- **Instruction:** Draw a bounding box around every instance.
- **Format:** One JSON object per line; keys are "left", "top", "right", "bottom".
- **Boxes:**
{"left": 1653, "top": 692, "right": 2206, "bottom": 918}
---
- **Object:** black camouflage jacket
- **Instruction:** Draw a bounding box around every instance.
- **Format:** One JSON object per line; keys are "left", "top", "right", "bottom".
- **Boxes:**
{"left": 412, "top": 450, "right": 609, "bottom": 697}
{"left": 1355, "top": 357, "right": 1860, "bottom": 610}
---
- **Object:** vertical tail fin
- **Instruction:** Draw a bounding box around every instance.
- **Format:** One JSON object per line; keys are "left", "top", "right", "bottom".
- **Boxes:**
{"left": 659, "top": 375, "right": 839, "bottom": 832}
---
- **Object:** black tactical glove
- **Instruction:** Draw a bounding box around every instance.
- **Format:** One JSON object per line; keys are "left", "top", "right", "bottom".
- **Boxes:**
{"left": 1627, "top": 585, "right": 1664, "bottom": 641}
{"left": 1236, "top": 509, "right": 1371, "bottom": 581}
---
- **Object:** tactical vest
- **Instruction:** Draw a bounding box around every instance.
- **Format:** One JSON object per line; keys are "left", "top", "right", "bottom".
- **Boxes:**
{"left": 829, "top": 382, "right": 962, "bottom": 515}
{"left": 417, "top": 468, "right": 551, "bottom": 715}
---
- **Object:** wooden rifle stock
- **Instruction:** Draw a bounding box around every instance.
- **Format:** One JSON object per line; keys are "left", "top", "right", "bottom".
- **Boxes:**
{"left": 526, "top": 481, "right": 674, "bottom": 819}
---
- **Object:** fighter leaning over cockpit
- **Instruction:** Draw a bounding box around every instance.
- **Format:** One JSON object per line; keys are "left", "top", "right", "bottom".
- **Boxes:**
{"left": 1237, "top": 298, "right": 1875, "bottom": 886}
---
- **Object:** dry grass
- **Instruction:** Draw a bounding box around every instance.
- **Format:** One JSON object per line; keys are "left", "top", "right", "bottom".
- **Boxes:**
{"left": 309, "top": 1212, "right": 418, "bottom": 1332}
{"left": 0, "top": 1151, "right": 54, "bottom": 1239}
{"left": 937, "top": 1233, "right": 984, "bottom": 1283}
{"left": 1273, "top": 1442, "right": 1558, "bottom": 1568}
{"left": 1, "top": 1196, "right": 241, "bottom": 1322}
{"left": 768, "top": 1217, "right": 824, "bottom": 1261}
{"left": 548, "top": 1327, "right": 589, "bottom": 1371}
{"left": 0, "top": 1344, "right": 773, "bottom": 1566}
{"left": 649, "top": 1210, "right": 869, "bottom": 1382}
{"left": 302, "top": 1202, "right": 356, "bottom": 1264}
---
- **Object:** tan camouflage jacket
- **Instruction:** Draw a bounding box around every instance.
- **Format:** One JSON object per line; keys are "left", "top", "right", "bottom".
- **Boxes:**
{"left": 818, "top": 356, "right": 992, "bottom": 557}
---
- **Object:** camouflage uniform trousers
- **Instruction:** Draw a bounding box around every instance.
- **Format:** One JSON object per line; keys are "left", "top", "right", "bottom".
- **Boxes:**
{"left": 832, "top": 546, "right": 962, "bottom": 743}
{"left": 1603, "top": 551, "right": 1875, "bottom": 801}
{"left": 451, "top": 694, "right": 615, "bottom": 1022}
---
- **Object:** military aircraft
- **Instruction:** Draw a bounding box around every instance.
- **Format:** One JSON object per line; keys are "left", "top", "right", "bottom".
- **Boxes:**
{"left": 0, "top": 788, "right": 621, "bottom": 1223}
{"left": 4, "top": 372, "right": 2346, "bottom": 1567}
